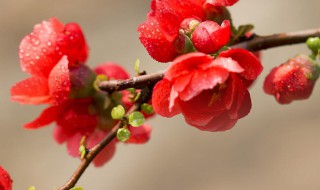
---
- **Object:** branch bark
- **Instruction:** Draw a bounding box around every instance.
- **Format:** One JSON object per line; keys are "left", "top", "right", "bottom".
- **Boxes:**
{"left": 58, "top": 28, "right": 320, "bottom": 190}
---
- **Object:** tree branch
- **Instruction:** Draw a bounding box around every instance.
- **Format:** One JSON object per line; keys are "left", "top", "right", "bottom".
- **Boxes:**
{"left": 58, "top": 28, "right": 320, "bottom": 190}
{"left": 58, "top": 103, "right": 144, "bottom": 190}
{"left": 98, "top": 28, "right": 320, "bottom": 92}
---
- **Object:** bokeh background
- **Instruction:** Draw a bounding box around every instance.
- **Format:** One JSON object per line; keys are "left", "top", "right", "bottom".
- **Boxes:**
{"left": 1, "top": 0, "right": 320, "bottom": 189}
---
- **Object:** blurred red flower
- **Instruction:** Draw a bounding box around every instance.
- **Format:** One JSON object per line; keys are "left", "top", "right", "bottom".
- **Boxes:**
{"left": 0, "top": 166, "right": 12, "bottom": 190}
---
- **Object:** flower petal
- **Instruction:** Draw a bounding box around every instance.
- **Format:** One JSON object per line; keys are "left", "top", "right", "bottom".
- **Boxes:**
{"left": 127, "top": 124, "right": 152, "bottom": 144}
{"left": 10, "top": 76, "right": 51, "bottom": 104}
{"left": 48, "top": 56, "right": 71, "bottom": 105}
{"left": 205, "top": 0, "right": 239, "bottom": 6}
{"left": 0, "top": 166, "right": 13, "bottom": 190}
{"left": 152, "top": 79, "right": 181, "bottom": 117}
{"left": 19, "top": 18, "right": 88, "bottom": 77}
{"left": 87, "top": 130, "right": 116, "bottom": 167}
{"left": 94, "top": 63, "right": 130, "bottom": 80}
{"left": 219, "top": 48, "right": 263, "bottom": 81}
{"left": 24, "top": 106, "right": 59, "bottom": 129}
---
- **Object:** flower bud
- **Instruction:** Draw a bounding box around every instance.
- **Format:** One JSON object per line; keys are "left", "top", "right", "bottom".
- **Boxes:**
{"left": 69, "top": 64, "right": 96, "bottom": 98}
{"left": 264, "top": 54, "right": 320, "bottom": 104}
{"left": 191, "top": 20, "right": 230, "bottom": 54}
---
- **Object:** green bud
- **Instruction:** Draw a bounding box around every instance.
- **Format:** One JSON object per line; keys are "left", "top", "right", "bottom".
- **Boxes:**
{"left": 141, "top": 103, "right": 154, "bottom": 114}
{"left": 111, "top": 105, "right": 126, "bottom": 120}
{"left": 79, "top": 145, "right": 86, "bottom": 159}
{"left": 307, "top": 37, "right": 320, "bottom": 54}
{"left": 128, "top": 111, "right": 145, "bottom": 127}
{"left": 117, "top": 128, "right": 131, "bottom": 142}
{"left": 28, "top": 186, "right": 36, "bottom": 190}
{"left": 135, "top": 59, "right": 140, "bottom": 74}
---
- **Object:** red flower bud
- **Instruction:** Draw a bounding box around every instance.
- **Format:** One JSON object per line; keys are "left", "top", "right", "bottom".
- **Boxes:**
{"left": 264, "top": 55, "right": 320, "bottom": 104}
{"left": 0, "top": 166, "right": 13, "bottom": 190}
{"left": 191, "top": 20, "right": 230, "bottom": 54}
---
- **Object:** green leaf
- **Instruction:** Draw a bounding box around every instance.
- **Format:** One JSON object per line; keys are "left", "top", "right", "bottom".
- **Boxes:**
{"left": 28, "top": 186, "right": 36, "bottom": 190}
{"left": 70, "top": 187, "right": 84, "bottom": 190}
{"left": 141, "top": 103, "right": 154, "bottom": 114}
{"left": 128, "top": 111, "right": 145, "bottom": 127}
{"left": 117, "top": 128, "right": 131, "bottom": 142}
{"left": 111, "top": 105, "right": 126, "bottom": 120}
{"left": 135, "top": 59, "right": 140, "bottom": 74}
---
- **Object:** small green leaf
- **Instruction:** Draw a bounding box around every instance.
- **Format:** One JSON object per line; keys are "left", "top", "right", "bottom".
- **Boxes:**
{"left": 117, "top": 128, "right": 131, "bottom": 142}
{"left": 111, "top": 105, "right": 126, "bottom": 120}
{"left": 133, "top": 92, "right": 141, "bottom": 102}
{"left": 232, "top": 24, "right": 254, "bottom": 43}
{"left": 135, "top": 59, "right": 140, "bottom": 74}
{"left": 128, "top": 111, "right": 145, "bottom": 127}
{"left": 70, "top": 187, "right": 84, "bottom": 190}
{"left": 141, "top": 103, "right": 154, "bottom": 114}
{"left": 28, "top": 186, "right": 36, "bottom": 190}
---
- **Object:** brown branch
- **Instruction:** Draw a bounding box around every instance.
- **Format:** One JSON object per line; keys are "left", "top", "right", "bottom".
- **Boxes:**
{"left": 98, "top": 28, "right": 320, "bottom": 92}
{"left": 58, "top": 103, "right": 140, "bottom": 190}
{"left": 58, "top": 28, "right": 320, "bottom": 190}
{"left": 232, "top": 28, "right": 320, "bottom": 51}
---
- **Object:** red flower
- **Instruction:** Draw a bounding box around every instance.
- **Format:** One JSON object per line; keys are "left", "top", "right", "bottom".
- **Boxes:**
{"left": 0, "top": 166, "right": 13, "bottom": 190}
{"left": 23, "top": 63, "right": 152, "bottom": 166}
{"left": 264, "top": 55, "right": 319, "bottom": 104}
{"left": 11, "top": 18, "right": 88, "bottom": 105}
{"left": 152, "top": 51, "right": 262, "bottom": 131}
{"left": 137, "top": 0, "right": 238, "bottom": 62}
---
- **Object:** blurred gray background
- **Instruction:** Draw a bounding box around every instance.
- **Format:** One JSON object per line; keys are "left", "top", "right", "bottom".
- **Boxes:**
{"left": 1, "top": 0, "right": 320, "bottom": 189}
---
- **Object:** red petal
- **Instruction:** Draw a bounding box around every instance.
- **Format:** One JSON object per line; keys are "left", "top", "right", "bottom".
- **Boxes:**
{"left": 205, "top": 0, "right": 239, "bottom": 6}
{"left": 196, "top": 112, "right": 238, "bottom": 132}
{"left": 19, "top": 18, "right": 88, "bottom": 77}
{"left": 219, "top": 49, "right": 263, "bottom": 81}
{"left": 152, "top": 79, "right": 181, "bottom": 117}
{"left": 24, "top": 106, "right": 59, "bottom": 129}
{"left": 138, "top": 16, "right": 178, "bottom": 62}
{"left": 179, "top": 67, "right": 229, "bottom": 101}
{"left": 127, "top": 124, "right": 152, "bottom": 144}
{"left": 94, "top": 63, "right": 130, "bottom": 80}
{"left": 48, "top": 56, "right": 71, "bottom": 105}
{"left": 10, "top": 76, "right": 51, "bottom": 104}
{"left": 66, "top": 133, "right": 83, "bottom": 157}
{"left": 165, "top": 52, "right": 212, "bottom": 80}
{"left": 0, "top": 166, "right": 13, "bottom": 190}
{"left": 180, "top": 90, "right": 225, "bottom": 127}
{"left": 87, "top": 130, "right": 116, "bottom": 167}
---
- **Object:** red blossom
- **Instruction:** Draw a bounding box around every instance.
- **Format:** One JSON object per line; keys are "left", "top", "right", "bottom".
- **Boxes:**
{"left": 152, "top": 51, "right": 262, "bottom": 131}
{"left": 0, "top": 166, "right": 12, "bottom": 190}
{"left": 138, "top": 0, "right": 238, "bottom": 62}
{"left": 264, "top": 55, "right": 319, "bottom": 104}
{"left": 11, "top": 18, "right": 89, "bottom": 105}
